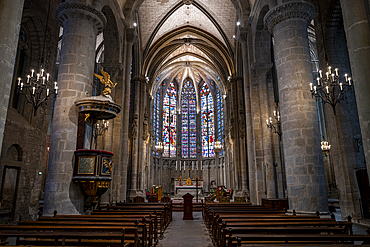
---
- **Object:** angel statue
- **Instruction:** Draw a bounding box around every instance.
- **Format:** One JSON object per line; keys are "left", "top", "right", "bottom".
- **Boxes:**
{"left": 94, "top": 69, "right": 117, "bottom": 98}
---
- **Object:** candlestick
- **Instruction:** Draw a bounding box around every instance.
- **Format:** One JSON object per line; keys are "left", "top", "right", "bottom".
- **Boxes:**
{"left": 317, "top": 77, "right": 320, "bottom": 86}
{"left": 37, "top": 73, "right": 40, "bottom": 81}
{"left": 18, "top": 77, "right": 21, "bottom": 86}
{"left": 326, "top": 72, "right": 329, "bottom": 80}
{"left": 335, "top": 68, "right": 338, "bottom": 76}
{"left": 319, "top": 70, "right": 322, "bottom": 78}
{"left": 328, "top": 66, "right": 332, "bottom": 74}
{"left": 340, "top": 83, "right": 343, "bottom": 91}
{"left": 314, "top": 86, "right": 317, "bottom": 94}
{"left": 27, "top": 75, "right": 30, "bottom": 84}
{"left": 310, "top": 83, "right": 313, "bottom": 90}
{"left": 42, "top": 77, "right": 45, "bottom": 84}
{"left": 331, "top": 73, "right": 334, "bottom": 81}
{"left": 41, "top": 69, "right": 44, "bottom": 77}
{"left": 31, "top": 69, "right": 34, "bottom": 77}
{"left": 32, "top": 87, "right": 35, "bottom": 94}
{"left": 47, "top": 88, "right": 49, "bottom": 96}
{"left": 46, "top": 73, "right": 50, "bottom": 81}
{"left": 326, "top": 86, "right": 329, "bottom": 94}
{"left": 20, "top": 82, "right": 23, "bottom": 90}
{"left": 345, "top": 74, "right": 348, "bottom": 82}
{"left": 348, "top": 77, "right": 352, "bottom": 86}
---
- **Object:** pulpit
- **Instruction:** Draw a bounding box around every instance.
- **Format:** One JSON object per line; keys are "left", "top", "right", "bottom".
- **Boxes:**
{"left": 182, "top": 193, "right": 194, "bottom": 220}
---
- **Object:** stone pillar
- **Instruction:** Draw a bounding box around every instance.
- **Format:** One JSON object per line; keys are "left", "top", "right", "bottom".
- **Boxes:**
{"left": 0, "top": 0, "right": 25, "bottom": 154}
{"left": 44, "top": 2, "right": 106, "bottom": 215}
{"left": 265, "top": 1, "right": 328, "bottom": 213}
{"left": 121, "top": 28, "right": 136, "bottom": 201}
{"left": 340, "top": 0, "right": 370, "bottom": 180}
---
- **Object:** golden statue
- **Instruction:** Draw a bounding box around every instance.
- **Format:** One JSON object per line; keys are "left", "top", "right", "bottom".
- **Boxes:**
{"left": 94, "top": 69, "right": 117, "bottom": 98}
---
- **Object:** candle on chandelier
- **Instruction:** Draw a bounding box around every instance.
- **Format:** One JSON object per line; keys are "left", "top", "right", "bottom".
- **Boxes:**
{"left": 27, "top": 75, "right": 30, "bottom": 84}
{"left": 277, "top": 115, "right": 280, "bottom": 122}
{"left": 314, "top": 86, "right": 317, "bottom": 94}
{"left": 326, "top": 86, "right": 329, "bottom": 94}
{"left": 42, "top": 77, "right": 45, "bottom": 85}
{"left": 345, "top": 74, "right": 348, "bottom": 82}
{"left": 266, "top": 119, "right": 269, "bottom": 125}
{"left": 328, "top": 66, "right": 332, "bottom": 74}
{"left": 335, "top": 68, "right": 338, "bottom": 76}
{"left": 54, "top": 82, "right": 57, "bottom": 89}
{"left": 41, "top": 69, "right": 44, "bottom": 77}
{"left": 31, "top": 69, "right": 34, "bottom": 77}
{"left": 273, "top": 110, "right": 276, "bottom": 116}
{"left": 348, "top": 77, "right": 352, "bottom": 86}
{"left": 269, "top": 117, "right": 272, "bottom": 124}
{"left": 317, "top": 77, "right": 320, "bottom": 86}
{"left": 107, "top": 121, "right": 109, "bottom": 126}
{"left": 32, "top": 87, "right": 36, "bottom": 94}
{"left": 46, "top": 73, "right": 50, "bottom": 81}
{"left": 319, "top": 70, "right": 322, "bottom": 78}
{"left": 331, "top": 74, "right": 335, "bottom": 81}
{"left": 18, "top": 77, "right": 21, "bottom": 86}
{"left": 37, "top": 73, "right": 40, "bottom": 81}
{"left": 47, "top": 88, "right": 49, "bottom": 96}
{"left": 20, "top": 82, "right": 23, "bottom": 90}
{"left": 340, "top": 83, "right": 343, "bottom": 91}
{"left": 55, "top": 86, "right": 58, "bottom": 95}
{"left": 310, "top": 83, "right": 313, "bottom": 90}
{"left": 326, "top": 72, "right": 329, "bottom": 80}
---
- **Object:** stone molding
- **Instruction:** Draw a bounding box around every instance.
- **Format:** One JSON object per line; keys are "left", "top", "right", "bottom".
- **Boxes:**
{"left": 56, "top": 2, "right": 107, "bottom": 34}
{"left": 126, "top": 28, "right": 138, "bottom": 44}
{"left": 264, "top": 1, "right": 315, "bottom": 33}
{"left": 237, "top": 27, "right": 248, "bottom": 43}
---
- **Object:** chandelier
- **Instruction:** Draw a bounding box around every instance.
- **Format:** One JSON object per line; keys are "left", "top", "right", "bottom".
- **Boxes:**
{"left": 321, "top": 141, "right": 331, "bottom": 156}
{"left": 310, "top": 66, "right": 352, "bottom": 115}
{"left": 267, "top": 109, "right": 286, "bottom": 199}
{"left": 93, "top": 120, "right": 109, "bottom": 149}
{"left": 155, "top": 141, "right": 164, "bottom": 154}
{"left": 214, "top": 140, "right": 223, "bottom": 153}
{"left": 17, "top": 68, "right": 58, "bottom": 116}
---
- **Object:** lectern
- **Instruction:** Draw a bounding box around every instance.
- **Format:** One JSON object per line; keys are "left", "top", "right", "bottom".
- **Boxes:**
{"left": 183, "top": 193, "right": 194, "bottom": 220}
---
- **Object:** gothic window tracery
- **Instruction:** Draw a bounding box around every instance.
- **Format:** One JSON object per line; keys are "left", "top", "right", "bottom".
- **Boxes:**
{"left": 181, "top": 79, "right": 196, "bottom": 158}
{"left": 163, "top": 81, "right": 177, "bottom": 157}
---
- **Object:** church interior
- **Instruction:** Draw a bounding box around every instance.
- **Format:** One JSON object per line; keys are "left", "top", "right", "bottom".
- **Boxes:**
{"left": 1, "top": 0, "right": 370, "bottom": 245}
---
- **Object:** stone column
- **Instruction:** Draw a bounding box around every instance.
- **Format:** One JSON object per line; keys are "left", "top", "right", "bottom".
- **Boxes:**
{"left": 0, "top": 0, "right": 25, "bottom": 153}
{"left": 121, "top": 29, "right": 136, "bottom": 201}
{"left": 44, "top": 2, "right": 106, "bottom": 215}
{"left": 340, "top": 0, "right": 370, "bottom": 180}
{"left": 265, "top": 1, "right": 328, "bottom": 213}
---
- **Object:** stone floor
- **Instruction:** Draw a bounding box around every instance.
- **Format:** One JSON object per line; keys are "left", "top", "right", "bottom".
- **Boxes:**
{"left": 157, "top": 212, "right": 213, "bottom": 247}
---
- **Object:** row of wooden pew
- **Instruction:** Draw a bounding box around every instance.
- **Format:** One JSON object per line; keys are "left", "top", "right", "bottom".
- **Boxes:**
{"left": 0, "top": 201, "right": 172, "bottom": 247}
{"left": 203, "top": 202, "right": 370, "bottom": 247}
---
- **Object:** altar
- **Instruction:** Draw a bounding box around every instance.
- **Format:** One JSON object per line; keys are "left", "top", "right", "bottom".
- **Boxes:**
{"left": 174, "top": 179, "right": 204, "bottom": 197}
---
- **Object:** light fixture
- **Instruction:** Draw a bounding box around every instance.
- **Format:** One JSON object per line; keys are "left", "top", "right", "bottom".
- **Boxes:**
{"left": 93, "top": 119, "right": 109, "bottom": 149}
{"left": 321, "top": 140, "right": 331, "bottom": 156}
{"left": 233, "top": 35, "right": 236, "bottom": 39}
{"left": 17, "top": 69, "right": 58, "bottom": 116}
{"left": 133, "top": 22, "right": 137, "bottom": 27}
{"left": 236, "top": 21, "right": 240, "bottom": 26}
{"left": 267, "top": 109, "right": 285, "bottom": 199}
{"left": 155, "top": 141, "right": 164, "bottom": 154}
{"left": 310, "top": 66, "right": 352, "bottom": 115}
{"left": 214, "top": 140, "right": 223, "bottom": 153}
{"left": 16, "top": 0, "right": 57, "bottom": 116}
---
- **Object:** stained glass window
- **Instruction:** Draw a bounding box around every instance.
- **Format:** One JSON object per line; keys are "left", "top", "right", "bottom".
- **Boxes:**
{"left": 201, "top": 82, "right": 215, "bottom": 157}
{"left": 153, "top": 85, "right": 160, "bottom": 155}
{"left": 181, "top": 80, "right": 197, "bottom": 158}
{"left": 217, "top": 87, "right": 224, "bottom": 156}
{"left": 163, "top": 81, "right": 177, "bottom": 157}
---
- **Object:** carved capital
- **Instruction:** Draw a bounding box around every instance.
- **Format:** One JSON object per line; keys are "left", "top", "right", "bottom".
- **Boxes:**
{"left": 264, "top": 1, "right": 315, "bottom": 33}
{"left": 126, "top": 28, "right": 138, "bottom": 43}
{"left": 56, "top": 2, "right": 107, "bottom": 34}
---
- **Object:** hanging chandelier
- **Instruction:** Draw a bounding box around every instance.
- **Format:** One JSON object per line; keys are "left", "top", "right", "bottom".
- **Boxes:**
{"left": 309, "top": 66, "right": 352, "bottom": 115}
{"left": 155, "top": 141, "right": 164, "bottom": 154}
{"left": 214, "top": 140, "right": 223, "bottom": 153}
{"left": 93, "top": 119, "right": 109, "bottom": 149}
{"left": 321, "top": 140, "right": 331, "bottom": 156}
{"left": 17, "top": 68, "right": 58, "bottom": 116}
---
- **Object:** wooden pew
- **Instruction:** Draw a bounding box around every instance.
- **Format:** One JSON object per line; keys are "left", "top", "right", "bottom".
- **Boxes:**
{"left": 0, "top": 226, "right": 130, "bottom": 247}
{"left": 38, "top": 215, "right": 154, "bottom": 247}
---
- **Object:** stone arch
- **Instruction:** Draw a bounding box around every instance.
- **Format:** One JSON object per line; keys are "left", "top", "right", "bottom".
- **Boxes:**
{"left": 7, "top": 144, "right": 23, "bottom": 162}
{"left": 101, "top": 6, "right": 121, "bottom": 65}
{"left": 254, "top": 4, "right": 271, "bottom": 64}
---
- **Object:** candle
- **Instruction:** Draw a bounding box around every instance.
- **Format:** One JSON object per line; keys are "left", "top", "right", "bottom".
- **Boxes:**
{"left": 41, "top": 69, "right": 44, "bottom": 77}
{"left": 328, "top": 66, "right": 332, "bottom": 74}
{"left": 107, "top": 121, "right": 109, "bottom": 126}
{"left": 269, "top": 117, "right": 272, "bottom": 124}
{"left": 20, "top": 82, "right": 23, "bottom": 90}
{"left": 317, "top": 77, "right": 320, "bottom": 86}
{"left": 340, "top": 83, "right": 343, "bottom": 91}
{"left": 335, "top": 68, "right": 338, "bottom": 76}
{"left": 37, "top": 73, "right": 40, "bottom": 81}
{"left": 331, "top": 73, "right": 335, "bottom": 81}
{"left": 18, "top": 77, "right": 21, "bottom": 86}
{"left": 46, "top": 73, "right": 50, "bottom": 81}
{"left": 47, "top": 88, "right": 49, "bottom": 96}
{"left": 319, "top": 70, "right": 322, "bottom": 78}
{"left": 326, "top": 86, "right": 329, "bottom": 94}
{"left": 32, "top": 87, "right": 35, "bottom": 94}
{"left": 54, "top": 82, "right": 57, "bottom": 89}
{"left": 314, "top": 86, "right": 317, "bottom": 94}
{"left": 55, "top": 86, "right": 58, "bottom": 95}
{"left": 42, "top": 77, "right": 45, "bottom": 84}
{"left": 310, "top": 83, "right": 313, "bottom": 90}
{"left": 273, "top": 110, "right": 276, "bottom": 116}
{"left": 31, "top": 69, "right": 34, "bottom": 77}
{"left": 345, "top": 74, "right": 348, "bottom": 82}
{"left": 266, "top": 119, "right": 269, "bottom": 125}
{"left": 27, "top": 75, "right": 30, "bottom": 84}
{"left": 326, "top": 72, "right": 329, "bottom": 80}
{"left": 277, "top": 115, "right": 280, "bottom": 122}
{"left": 348, "top": 77, "right": 352, "bottom": 86}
